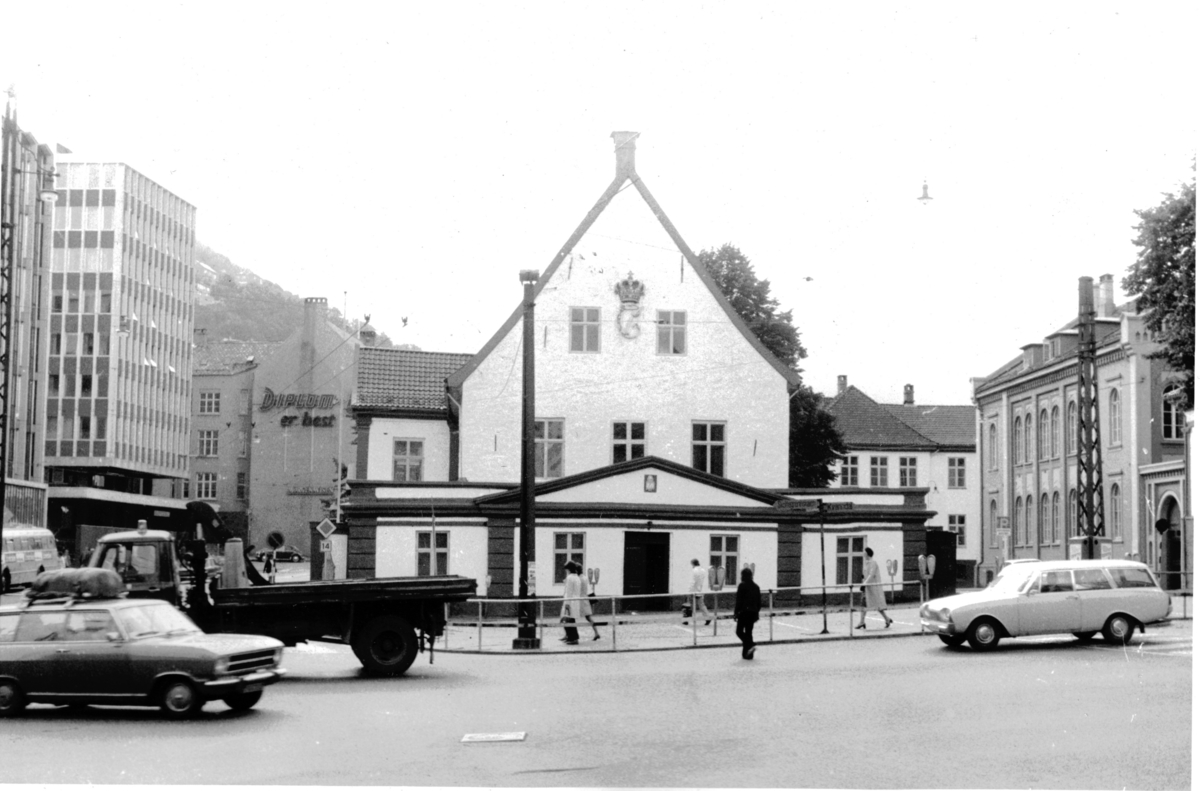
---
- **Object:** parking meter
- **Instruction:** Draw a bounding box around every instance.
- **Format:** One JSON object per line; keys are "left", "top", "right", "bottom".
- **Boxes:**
{"left": 709, "top": 566, "right": 725, "bottom": 592}
{"left": 743, "top": 562, "right": 755, "bottom": 577}
{"left": 587, "top": 567, "right": 600, "bottom": 595}
{"left": 885, "top": 559, "right": 898, "bottom": 604}
{"left": 484, "top": 575, "right": 492, "bottom": 596}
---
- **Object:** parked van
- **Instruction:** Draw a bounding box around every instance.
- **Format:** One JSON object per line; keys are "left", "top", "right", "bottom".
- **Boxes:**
{"left": 920, "top": 559, "right": 1171, "bottom": 651}
{"left": 2, "top": 526, "right": 65, "bottom": 592}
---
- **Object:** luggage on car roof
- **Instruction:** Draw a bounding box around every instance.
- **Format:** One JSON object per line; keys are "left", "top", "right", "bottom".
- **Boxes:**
{"left": 28, "top": 568, "right": 125, "bottom": 599}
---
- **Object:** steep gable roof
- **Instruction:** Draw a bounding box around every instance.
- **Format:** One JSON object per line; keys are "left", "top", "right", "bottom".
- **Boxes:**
{"left": 355, "top": 346, "right": 473, "bottom": 411}
{"left": 883, "top": 404, "right": 976, "bottom": 448}
{"left": 824, "top": 386, "right": 937, "bottom": 450}
{"left": 447, "top": 132, "right": 802, "bottom": 390}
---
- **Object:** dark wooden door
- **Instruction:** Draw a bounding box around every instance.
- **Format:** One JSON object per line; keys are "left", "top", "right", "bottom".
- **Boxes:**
{"left": 623, "top": 532, "right": 671, "bottom": 611}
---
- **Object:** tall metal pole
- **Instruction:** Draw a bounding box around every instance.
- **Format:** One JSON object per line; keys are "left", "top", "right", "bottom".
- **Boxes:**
{"left": 0, "top": 103, "right": 18, "bottom": 552}
{"left": 1076, "top": 276, "right": 1106, "bottom": 558}
{"left": 818, "top": 500, "right": 829, "bottom": 634}
{"left": 513, "top": 270, "right": 540, "bottom": 649}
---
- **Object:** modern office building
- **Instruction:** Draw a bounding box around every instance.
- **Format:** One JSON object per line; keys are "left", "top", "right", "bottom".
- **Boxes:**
{"left": 44, "top": 159, "right": 197, "bottom": 559}
{"left": 1, "top": 107, "right": 55, "bottom": 530}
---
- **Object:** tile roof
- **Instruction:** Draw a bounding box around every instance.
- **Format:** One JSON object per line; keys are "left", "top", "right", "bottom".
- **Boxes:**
{"left": 883, "top": 404, "right": 976, "bottom": 447}
{"left": 824, "top": 386, "right": 937, "bottom": 449}
{"left": 193, "top": 340, "right": 282, "bottom": 374}
{"left": 355, "top": 346, "right": 474, "bottom": 411}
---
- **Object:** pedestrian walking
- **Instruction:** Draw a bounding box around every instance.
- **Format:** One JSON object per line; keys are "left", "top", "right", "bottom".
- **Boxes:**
{"left": 569, "top": 562, "right": 602, "bottom": 641}
{"left": 734, "top": 566, "right": 761, "bottom": 659}
{"left": 856, "top": 547, "right": 893, "bottom": 630}
{"left": 687, "top": 558, "right": 712, "bottom": 626}
{"left": 560, "top": 561, "right": 584, "bottom": 644}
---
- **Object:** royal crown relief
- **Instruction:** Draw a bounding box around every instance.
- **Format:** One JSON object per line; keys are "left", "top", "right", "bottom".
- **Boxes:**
{"left": 614, "top": 271, "right": 645, "bottom": 339}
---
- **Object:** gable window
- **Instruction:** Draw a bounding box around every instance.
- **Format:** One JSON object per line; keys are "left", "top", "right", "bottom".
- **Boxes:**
{"left": 393, "top": 439, "right": 424, "bottom": 482}
{"left": 948, "top": 514, "right": 966, "bottom": 546}
{"left": 535, "top": 419, "right": 564, "bottom": 478}
{"left": 416, "top": 531, "right": 449, "bottom": 576}
{"left": 870, "top": 456, "right": 888, "bottom": 487}
{"left": 196, "top": 472, "right": 217, "bottom": 500}
{"left": 656, "top": 310, "right": 687, "bottom": 355}
{"left": 899, "top": 457, "right": 917, "bottom": 487}
{"left": 1108, "top": 390, "right": 1122, "bottom": 445}
{"left": 710, "top": 534, "right": 739, "bottom": 587}
{"left": 569, "top": 307, "right": 601, "bottom": 352}
{"left": 948, "top": 457, "right": 966, "bottom": 489}
{"left": 199, "top": 391, "right": 220, "bottom": 414}
{"left": 840, "top": 455, "right": 859, "bottom": 486}
{"left": 835, "top": 535, "right": 866, "bottom": 585}
{"left": 613, "top": 421, "right": 645, "bottom": 463}
{"left": 554, "top": 533, "right": 585, "bottom": 584}
{"left": 692, "top": 422, "right": 725, "bottom": 477}
{"left": 1163, "top": 386, "right": 1184, "bottom": 440}
{"left": 198, "top": 429, "right": 218, "bottom": 457}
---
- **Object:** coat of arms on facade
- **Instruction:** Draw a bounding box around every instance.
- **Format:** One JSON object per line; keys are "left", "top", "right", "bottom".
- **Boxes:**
{"left": 613, "top": 271, "right": 645, "bottom": 339}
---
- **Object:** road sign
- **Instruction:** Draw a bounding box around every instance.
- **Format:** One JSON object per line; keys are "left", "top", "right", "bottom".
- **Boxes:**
{"left": 267, "top": 531, "right": 285, "bottom": 549}
{"left": 316, "top": 518, "right": 337, "bottom": 538}
{"left": 320, "top": 539, "right": 332, "bottom": 552}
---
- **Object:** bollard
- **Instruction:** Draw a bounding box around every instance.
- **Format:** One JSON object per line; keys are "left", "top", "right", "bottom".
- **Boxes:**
{"left": 611, "top": 597, "right": 617, "bottom": 649}
{"left": 692, "top": 594, "right": 698, "bottom": 647}
{"left": 768, "top": 589, "right": 774, "bottom": 643}
{"left": 538, "top": 599, "right": 544, "bottom": 646}
{"left": 478, "top": 599, "right": 483, "bottom": 651}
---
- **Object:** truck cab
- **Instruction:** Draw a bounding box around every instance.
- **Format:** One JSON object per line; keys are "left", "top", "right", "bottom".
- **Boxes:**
{"left": 88, "top": 523, "right": 182, "bottom": 604}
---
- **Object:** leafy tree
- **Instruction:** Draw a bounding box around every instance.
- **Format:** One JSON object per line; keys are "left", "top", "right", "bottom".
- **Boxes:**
{"left": 698, "top": 244, "right": 844, "bottom": 486}
{"left": 1121, "top": 172, "right": 1196, "bottom": 409}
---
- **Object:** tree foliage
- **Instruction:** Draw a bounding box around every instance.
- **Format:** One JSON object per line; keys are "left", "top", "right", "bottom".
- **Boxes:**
{"left": 698, "top": 244, "right": 844, "bottom": 487}
{"left": 1121, "top": 172, "right": 1195, "bottom": 409}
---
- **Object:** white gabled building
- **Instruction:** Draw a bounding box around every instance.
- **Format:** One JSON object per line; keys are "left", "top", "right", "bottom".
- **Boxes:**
{"left": 344, "top": 133, "right": 935, "bottom": 606}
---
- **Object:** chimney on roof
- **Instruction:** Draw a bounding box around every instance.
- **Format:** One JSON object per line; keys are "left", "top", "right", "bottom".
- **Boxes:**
{"left": 192, "top": 328, "right": 207, "bottom": 347}
{"left": 1098, "top": 274, "right": 1115, "bottom": 318}
{"left": 611, "top": 131, "right": 638, "bottom": 179}
{"left": 837, "top": 375, "right": 847, "bottom": 395}
{"left": 359, "top": 321, "right": 377, "bottom": 347}
{"left": 903, "top": 384, "right": 914, "bottom": 405}
{"left": 301, "top": 297, "right": 327, "bottom": 390}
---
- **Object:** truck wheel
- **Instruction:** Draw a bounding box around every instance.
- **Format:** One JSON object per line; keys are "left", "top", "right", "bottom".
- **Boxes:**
{"left": 223, "top": 690, "right": 263, "bottom": 711}
{"left": 352, "top": 615, "right": 419, "bottom": 676}
{"left": 0, "top": 680, "right": 26, "bottom": 717}
{"left": 158, "top": 678, "right": 203, "bottom": 719}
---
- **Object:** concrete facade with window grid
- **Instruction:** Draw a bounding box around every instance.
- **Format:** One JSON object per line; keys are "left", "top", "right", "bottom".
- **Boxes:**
{"left": 825, "top": 378, "right": 979, "bottom": 583}
{"left": 344, "top": 132, "right": 936, "bottom": 604}
{"left": 972, "top": 275, "right": 1190, "bottom": 589}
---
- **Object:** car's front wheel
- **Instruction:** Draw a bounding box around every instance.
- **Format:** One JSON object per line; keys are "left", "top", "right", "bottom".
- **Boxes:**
{"left": 938, "top": 634, "right": 967, "bottom": 648}
{"left": 1102, "top": 614, "right": 1135, "bottom": 645}
{"left": 0, "top": 680, "right": 26, "bottom": 717}
{"left": 158, "top": 679, "right": 203, "bottom": 719}
{"left": 967, "top": 618, "right": 1002, "bottom": 651}
{"left": 224, "top": 690, "right": 263, "bottom": 711}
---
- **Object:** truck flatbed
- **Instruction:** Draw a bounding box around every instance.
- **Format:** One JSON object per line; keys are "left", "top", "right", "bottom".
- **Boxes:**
{"left": 212, "top": 575, "right": 477, "bottom": 607}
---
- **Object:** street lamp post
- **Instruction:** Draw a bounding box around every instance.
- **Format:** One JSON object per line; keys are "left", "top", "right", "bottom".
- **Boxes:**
{"left": 513, "top": 270, "right": 541, "bottom": 649}
{"left": 818, "top": 499, "right": 829, "bottom": 634}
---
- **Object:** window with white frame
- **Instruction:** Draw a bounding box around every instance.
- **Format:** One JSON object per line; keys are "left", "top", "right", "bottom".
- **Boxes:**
{"left": 835, "top": 535, "right": 866, "bottom": 585}
{"left": 1163, "top": 386, "right": 1184, "bottom": 439}
{"left": 416, "top": 530, "right": 449, "bottom": 576}
{"left": 613, "top": 422, "right": 646, "bottom": 463}
{"left": 569, "top": 307, "right": 600, "bottom": 352}
{"left": 948, "top": 514, "right": 966, "bottom": 546}
{"left": 554, "top": 533, "right": 585, "bottom": 584}
{"left": 199, "top": 391, "right": 220, "bottom": 414}
{"left": 899, "top": 457, "right": 917, "bottom": 487}
{"left": 656, "top": 310, "right": 686, "bottom": 355}
{"left": 535, "top": 419, "right": 565, "bottom": 478}
{"left": 393, "top": 439, "right": 424, "bottom": 482}
{"left": 198, "top": 429, "right": 218, "bottom": 457}
{"left": 692, "top": 422, "right": 725, "bottom": 477}
{"left": 870, "top": 456, "right": 888, "bottom": 487}
{"left": 196, "top": 472, "right": 217, "bottom": 500}
{"left": 1108, "top": 390, "right": 1122, "bottom": 445}
{"left": 710, "top": 534, "right": 739, "bottom": 587}
{"left": 948, "top": 457, "right": 966, "bottom": 489}
{"left": 841, "top": 455, "right": 859, "bottom": 486}
{"left": 236, "top": 471, "right": 248, "bottom": 500}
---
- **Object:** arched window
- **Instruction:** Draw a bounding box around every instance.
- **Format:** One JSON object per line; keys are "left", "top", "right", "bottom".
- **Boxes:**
{"left": 1110, "top": 484, "right": 1121, "bottom": 539}
{"left": 988, "top": 424, "right": 997, "bottom": 469}
{"left": 1109, "top": 390, "right": 1122, "bottom": 445}
{"left": 1067, "top": 401, "right": 1078, "bottom": 454}
{"left": 1015, "top": 497, "right": 1024, "bottom": 546}
{"left": 1050, "top": 406, "right": 1060, "bottom": 458}
{"left": 1039, "top": 409, "right": 1050, "bottom": 459}
{"left": 1052, "top": 492, "right": 1061, "bottom": 544}
{"left": 1026, "top": 495, "right": 1034, "bottom": 545}
{"left": 1040, "top": 494, "right": 1050, "bottom": 544}
{"left": 1164, "top": 385, "right": 1184, "bottom": 439}
{"left": 1024, "top": 415, "right": 1033, "bottom": 464}
{"left": 1068, "top": 488, "right": 1078, "bottom": 536}
{"left": 1013, "top": 417, "right": 1023, "bottom": 464}
{"left": 989, "top": 499, "right": 998, "bottom": 546}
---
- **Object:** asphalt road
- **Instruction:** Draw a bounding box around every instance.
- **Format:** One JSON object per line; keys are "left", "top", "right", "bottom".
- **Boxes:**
{"left": 0, "top": 620, "right": 1191, "bottom": 788}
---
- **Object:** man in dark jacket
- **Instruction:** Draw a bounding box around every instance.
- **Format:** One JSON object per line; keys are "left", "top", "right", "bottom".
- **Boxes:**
{"left": 734, "top": 567, "right": 762, "bottom": 659}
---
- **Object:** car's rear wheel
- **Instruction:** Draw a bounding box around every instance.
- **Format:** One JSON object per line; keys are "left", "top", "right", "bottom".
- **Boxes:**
{"left": 938, "top": 634, "right": 967, "bottom": 648}
{"left": 1102, "top": 614, "right": 1135, "bottom": 645}
{"left": 0, "top": 680, "right": 26, "bottom": 717}
{"left": 967, "top": 618, "right": 1002, "bottom": 651}
{"left": 223, "top": 690, "right": 263, "bottom": 711}
{"left": 158, "top": 679, "right": 203, "bottom": 719}
{"left": 352, "top": 615, "right": 419, "bottom": 676}
{"left": 1072, "top": 631, "right": 1097, "bottom": 641}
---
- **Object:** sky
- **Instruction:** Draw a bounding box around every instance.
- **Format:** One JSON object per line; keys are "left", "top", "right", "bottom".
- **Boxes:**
{"left": 2, "top": 2, "right": 1195, "bottom": 405}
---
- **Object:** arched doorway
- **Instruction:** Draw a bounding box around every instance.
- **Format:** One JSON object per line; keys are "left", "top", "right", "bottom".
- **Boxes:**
{"left": 1155, "top": 497, "right": 1182, "bottom": 590}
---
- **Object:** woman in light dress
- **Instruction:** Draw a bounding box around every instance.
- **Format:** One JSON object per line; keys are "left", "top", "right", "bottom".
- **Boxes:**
{"left": 856, "top": 547, "right": 893, "bottom": 630}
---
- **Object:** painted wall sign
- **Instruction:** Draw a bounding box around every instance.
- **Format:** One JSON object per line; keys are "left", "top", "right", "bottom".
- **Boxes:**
{"left": 280, "top": 411, "right": 337, "bottom": 428}
{"left": 287, "top": 486, "right": 334, "bottom": 496}
{"left": 260, "top": 388, "right": 338, "bottom": 411}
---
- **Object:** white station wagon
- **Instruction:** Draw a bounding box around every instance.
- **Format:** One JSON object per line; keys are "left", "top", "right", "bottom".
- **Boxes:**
{"left": 920, "top": 559, "right": 1171, "bottom": 651}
